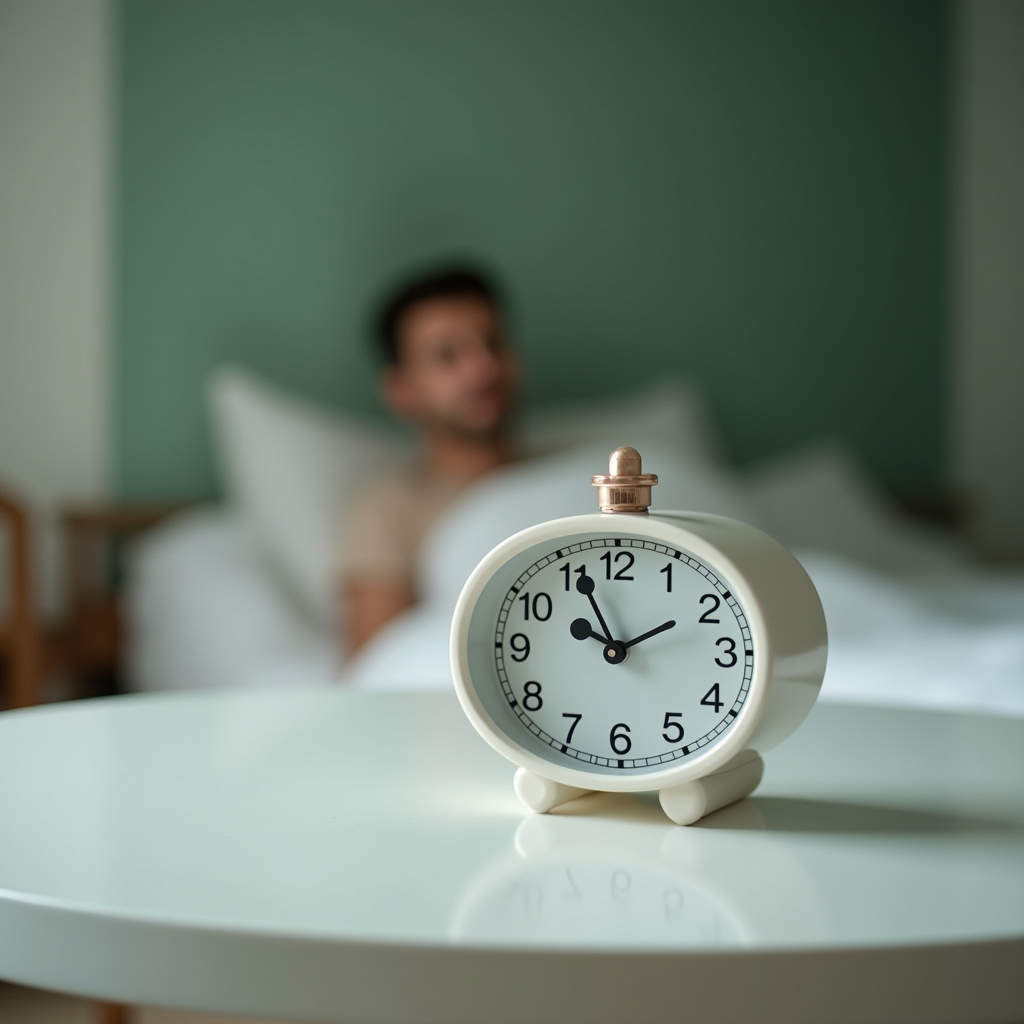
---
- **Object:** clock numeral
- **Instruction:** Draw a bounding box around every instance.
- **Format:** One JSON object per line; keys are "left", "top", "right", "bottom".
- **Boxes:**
{"left": 564, "top": 868, "right": 582, "bottom": 898}
{"left": 562, "top": 712, "right": 582, "bottom": 744}
{"left": 662, "top": 712, "right": 684, "bottom": 743}
{"left": 660, "top": 562, "right": 672, "bottom": 592}
{"left": 664, "top": 888, "right": 685, "bottom": 919}
{"left": 698, "top": 593, "right": 721, "bottom": 623}
{"left": 609, "top": 722, "right": 632, "bottom": 755}
{"left": 519, "top": 592, "right": 552, "bottom": 621}
{"left": 611, "top": 870, "right": 632, "bottom": 897}
{"left": 509, "top": 633, "right": 530, "bottom": 662}
{"left": 715, "top": 637, "right": 737, "bottom": 668}
{"left": 600, "top": 550, "right": 635, "bottom": 580}
{"left": 561, "top": 564, "right": 588, "bottom": 591}
{"left": 523, "top": 681, "right": 543, "bottom": 711}
{"left": 701, "top": 684, "right": 724, "bottom": 713}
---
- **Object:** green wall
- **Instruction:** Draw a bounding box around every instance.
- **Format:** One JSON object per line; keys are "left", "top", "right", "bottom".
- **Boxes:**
{"left": 116, "top": 0, "right": 948, "bottom": 498}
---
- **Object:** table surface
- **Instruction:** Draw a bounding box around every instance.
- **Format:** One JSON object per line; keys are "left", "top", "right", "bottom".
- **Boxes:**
{"left": 0, "top": 689, "right": 1022, "bottom": 1024}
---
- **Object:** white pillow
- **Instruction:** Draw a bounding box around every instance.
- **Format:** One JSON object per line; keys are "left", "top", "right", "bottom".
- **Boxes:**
{"left": 208, "top": 368, "right": 411, "bottom": 629}
{"left": 126, "top": 507, "right": 337, "bottom": 692}
{"left": 208, "top": 367, "right": 725, "bottom": 631}
{"left": 745, "top": 441, "right": 962, "bottom": 573}
{"left": 518, "top": 378, "right": 722, "bottom": 465}
{"left": 418, "top": 442, "right": 763, "bottom": 613}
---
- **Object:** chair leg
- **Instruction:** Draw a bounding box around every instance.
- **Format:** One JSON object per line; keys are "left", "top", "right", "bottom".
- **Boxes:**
{"left": 0, "top": 490, "right": 43, "bottom": 708}
{"left": 97, "top": 1002, "right": 130, "bottom": 1024}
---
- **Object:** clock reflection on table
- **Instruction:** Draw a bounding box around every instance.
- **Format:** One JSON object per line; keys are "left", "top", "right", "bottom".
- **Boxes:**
{"left": 451, "top": 792, "right": 827, "bottom": 948}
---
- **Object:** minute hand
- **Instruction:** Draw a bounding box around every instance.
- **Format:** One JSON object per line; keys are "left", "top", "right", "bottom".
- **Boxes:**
{"left": 623, "top": 620, "right": 677, "bottom": 649}
{"left": 575, "top": 574, "right": 613, "bottom": 642}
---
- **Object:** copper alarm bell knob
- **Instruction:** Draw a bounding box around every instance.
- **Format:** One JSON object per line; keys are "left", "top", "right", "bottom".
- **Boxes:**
{"left": 592, "top": 446, "right": 658, "bottom": 514}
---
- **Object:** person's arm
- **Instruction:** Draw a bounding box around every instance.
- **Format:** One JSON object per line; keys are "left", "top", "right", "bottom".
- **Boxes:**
{"left": 344, "top": 576, "right": 415, "bottom": 655}
{"left": 338, "top": 476, "right": 417, "bottom": 656}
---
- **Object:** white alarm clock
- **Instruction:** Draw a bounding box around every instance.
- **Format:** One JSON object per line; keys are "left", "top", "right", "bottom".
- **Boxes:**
{"left": 450, "top": 447, "right": 827, "bottom": 825}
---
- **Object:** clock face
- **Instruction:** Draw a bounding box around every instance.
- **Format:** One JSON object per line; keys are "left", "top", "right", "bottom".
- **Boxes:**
{"left": 474, "top": 533, "right": 754, "bottom": 776}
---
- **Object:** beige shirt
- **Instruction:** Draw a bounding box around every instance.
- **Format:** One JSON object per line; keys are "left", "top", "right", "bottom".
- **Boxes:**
{"left": 338, "top": 466, "right": 473, "bottom": 589}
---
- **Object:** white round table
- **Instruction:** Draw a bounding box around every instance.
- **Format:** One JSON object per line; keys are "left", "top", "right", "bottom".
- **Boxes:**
{"left": 0, "top": 690, "right": 1021, "bottom": 1024}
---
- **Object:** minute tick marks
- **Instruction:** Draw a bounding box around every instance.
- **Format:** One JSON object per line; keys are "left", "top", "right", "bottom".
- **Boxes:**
{"left": 494, "top": 535, "right": 753, "bottom": 769}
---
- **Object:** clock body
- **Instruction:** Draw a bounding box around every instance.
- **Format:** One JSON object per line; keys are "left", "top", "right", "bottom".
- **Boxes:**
{"left": 450, "top": 510, "right": 827, "bottom": 795}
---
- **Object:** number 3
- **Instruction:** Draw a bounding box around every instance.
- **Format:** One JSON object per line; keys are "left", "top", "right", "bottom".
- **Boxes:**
{"left": 715, "top": 637, "right": 737, "bottom": 667}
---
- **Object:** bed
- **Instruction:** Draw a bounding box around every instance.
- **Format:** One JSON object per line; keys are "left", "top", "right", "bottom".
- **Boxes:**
{"left": 125, "top": 368, "right": 1024, "bottom": 719}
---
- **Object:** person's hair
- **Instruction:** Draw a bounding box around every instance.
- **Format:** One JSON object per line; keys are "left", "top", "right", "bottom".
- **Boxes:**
{"left": 374, "top": 264, "right": 503, "bottom": 365}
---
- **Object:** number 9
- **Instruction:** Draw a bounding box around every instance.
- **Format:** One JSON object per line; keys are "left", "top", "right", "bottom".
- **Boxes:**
{"left": 510, "top": 633, "right": 530, "bottom": 662}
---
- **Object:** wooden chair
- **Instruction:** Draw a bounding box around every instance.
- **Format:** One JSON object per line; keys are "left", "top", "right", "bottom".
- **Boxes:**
{"left": 0, "top": 486, "right": 42, "bottom": 709}
{"left": 1, "top": 490, "right": 132, "bottom": 1024}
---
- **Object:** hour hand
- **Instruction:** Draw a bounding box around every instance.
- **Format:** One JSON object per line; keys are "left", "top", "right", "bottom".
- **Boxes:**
{"left": 572, "top": 616, "right": 629, "bottom": 666}
{"left": 570, "top": 617, "right": 606, "bottom": 643}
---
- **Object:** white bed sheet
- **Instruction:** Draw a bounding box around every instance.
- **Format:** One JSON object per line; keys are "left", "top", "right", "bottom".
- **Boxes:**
{"left": 346, "top": 548, "right": 1024, "bottom": 717}
{"left": 126, "top": 444, "right": 1024, "bottom": 718}
{"left": 127, "top": 508, "right": 338, "bottom": 692}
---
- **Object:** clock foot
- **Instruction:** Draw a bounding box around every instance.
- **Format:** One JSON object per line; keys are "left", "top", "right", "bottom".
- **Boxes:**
{"left": 659, "top": 751, "right": 764, "bottom": 826}
{"left": 514, "top": 768, "right": 592, "bottom": 814}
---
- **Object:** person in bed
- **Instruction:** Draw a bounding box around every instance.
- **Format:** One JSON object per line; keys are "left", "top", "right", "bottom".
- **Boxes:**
{"left": 340, "top": 264, "right": 519, "bottom": 653}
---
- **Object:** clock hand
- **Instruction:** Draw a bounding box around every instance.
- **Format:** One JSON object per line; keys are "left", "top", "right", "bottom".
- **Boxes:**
{"left": 570, "top": 617, "right": 605, "bottom": 643}
{"left": 570, "top": 616, "right": 628, "bottom": 666}
{"left": 623, "top": 619, "right": 677, "bottom": 649}
{"left": 575, "top": 573, "right": 613, "bottom": 642}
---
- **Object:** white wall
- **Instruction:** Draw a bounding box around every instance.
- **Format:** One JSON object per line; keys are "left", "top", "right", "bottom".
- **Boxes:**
{"left": 952, "top": 0, "right": 1024, "bottom": 558}
{"left": 0, "top": 0, "right": 114, "bottom": 615}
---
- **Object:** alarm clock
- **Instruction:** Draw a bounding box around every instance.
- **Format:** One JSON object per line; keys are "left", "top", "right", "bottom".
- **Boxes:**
{"left": 450, "top": 447, "right": 827, "bottom": 826}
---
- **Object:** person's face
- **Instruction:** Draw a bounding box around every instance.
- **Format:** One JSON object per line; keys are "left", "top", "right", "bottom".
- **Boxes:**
{"left": 383, "top": 295, "right": 518, "bottom": 439}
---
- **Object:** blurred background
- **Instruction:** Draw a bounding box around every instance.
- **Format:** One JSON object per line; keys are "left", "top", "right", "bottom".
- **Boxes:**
{"left": 0, "top": 0, "right": 1021, "bottom": 660}
{"left": 0, "top": 4, "right": 1022, "bottom": 1019}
